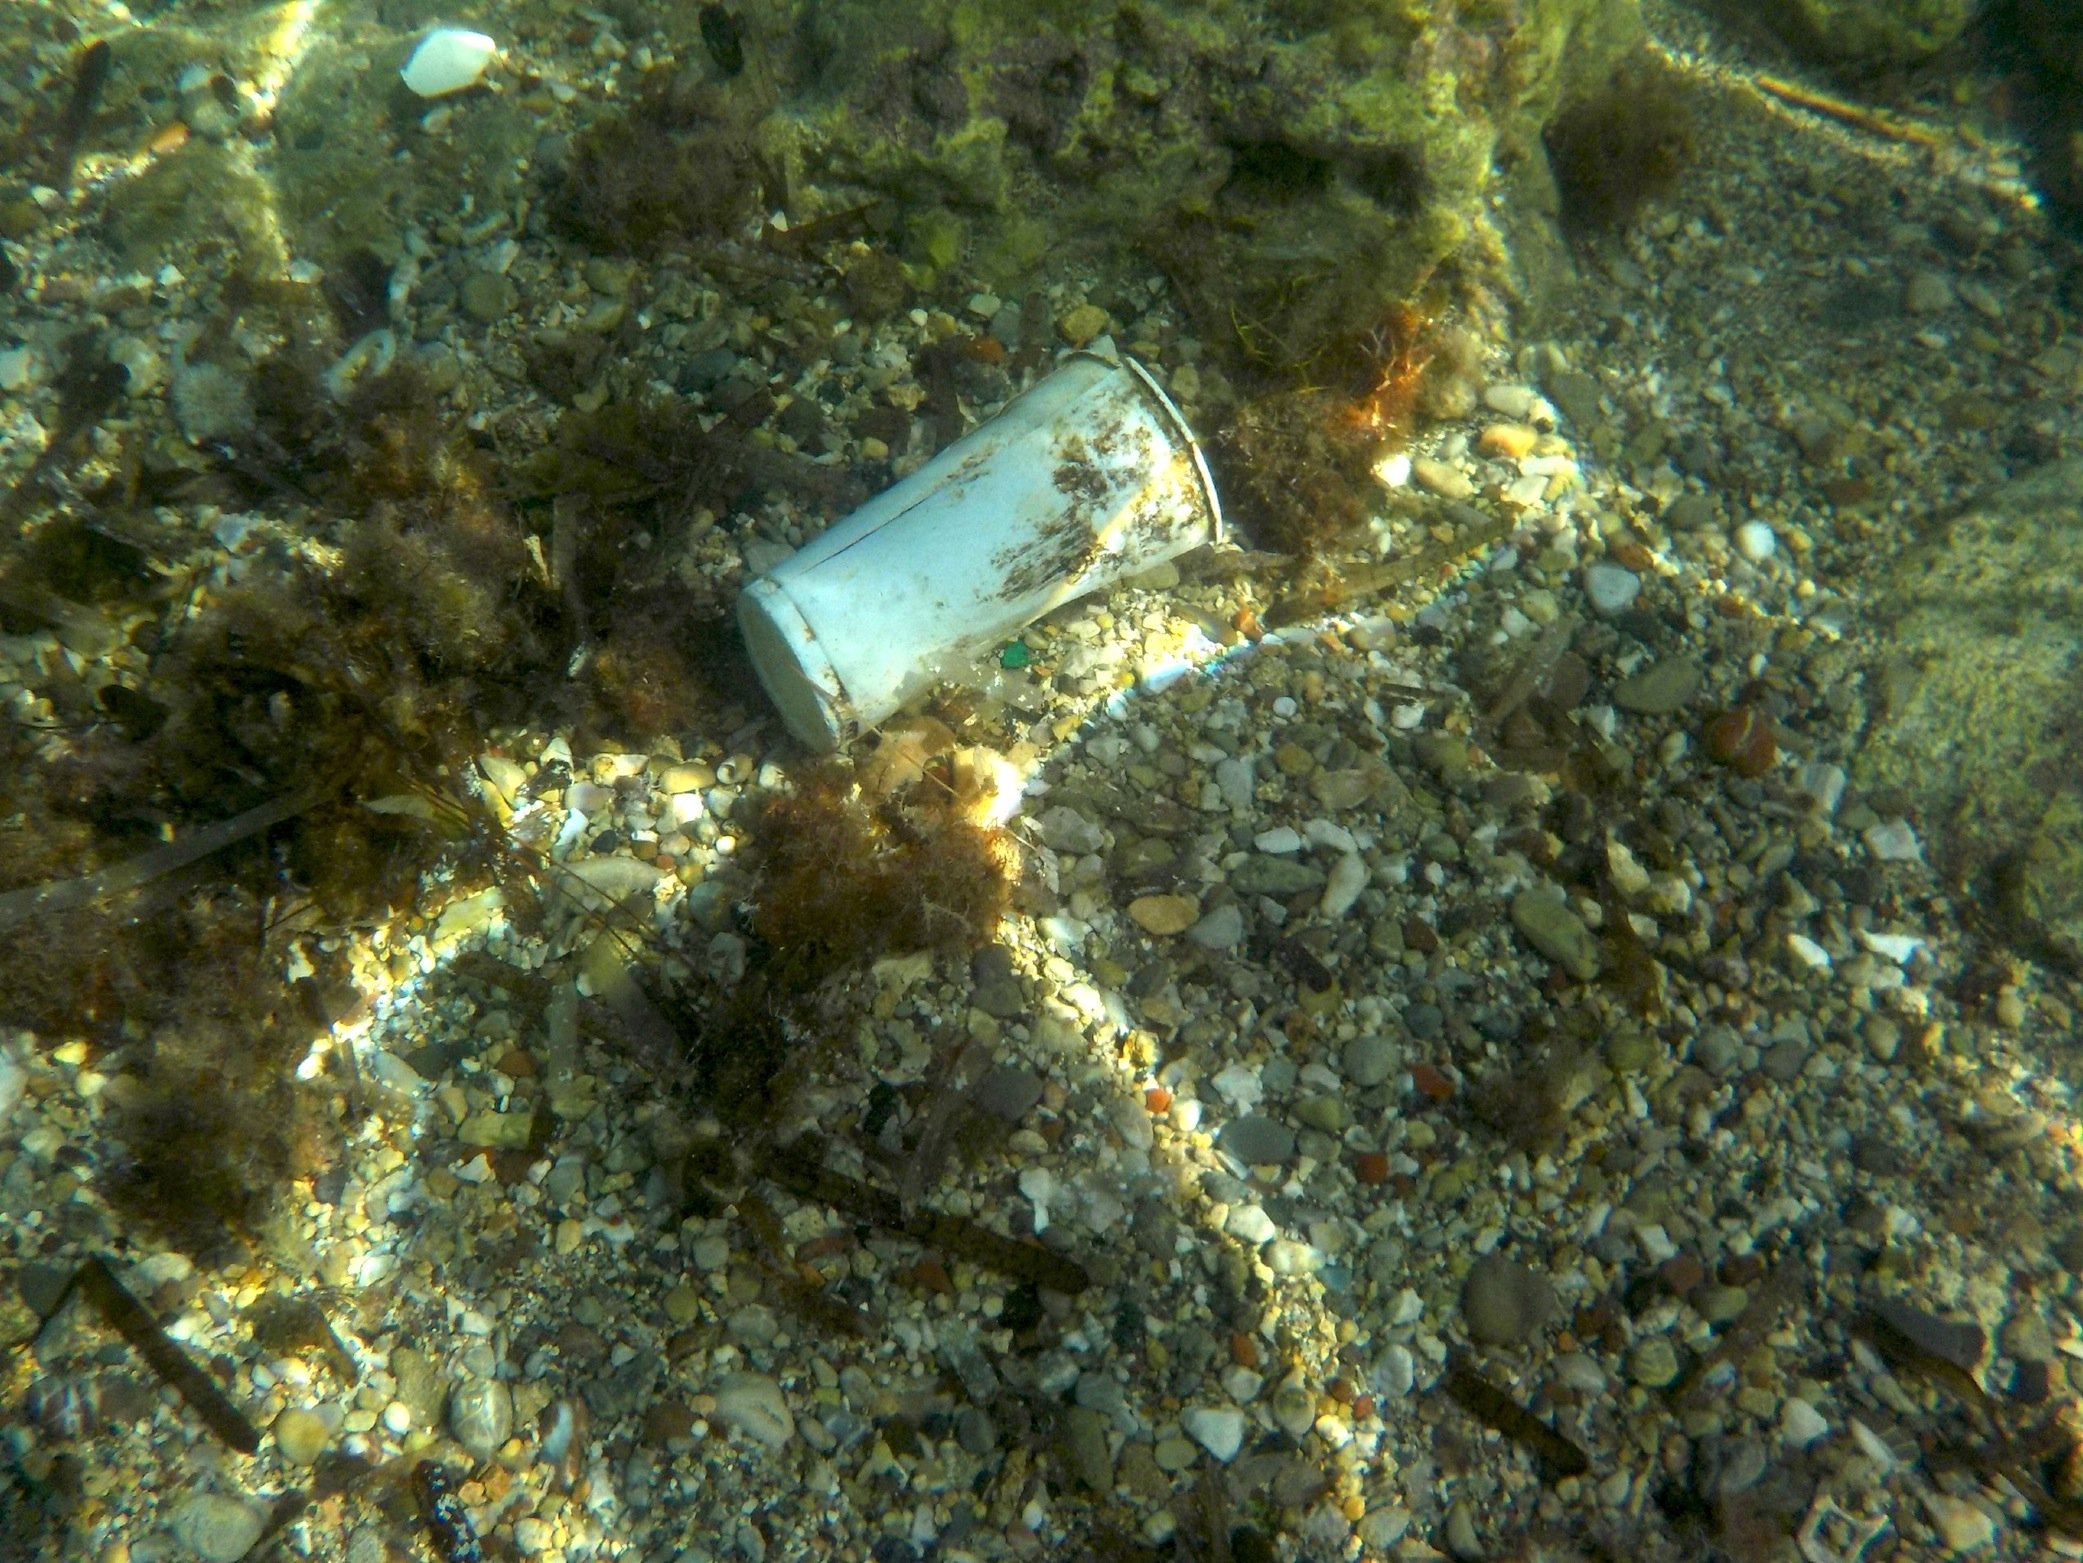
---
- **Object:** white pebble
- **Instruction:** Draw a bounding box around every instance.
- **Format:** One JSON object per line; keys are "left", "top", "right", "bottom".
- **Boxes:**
{"left": 711, "top": 1371, "right": 795, "bottom": 1450}
{"left": 1781, "top": 1397, "right": 1828, "bottom": 1448}
{"left": 1863, "top": 818, "right": 1924, "bottom": 863}
{"left": 1733, "top": 520, "right": 1777, "bottom": 563}
{"left": 1583, "top": 561, "right": 1641, "bottom": 616}
{"left": 1181, "top": 1404, "right": 1246, "bottom": 1462}
{"left": 1253, "top": 825, "right": 1303, "bottom": 854}
{"left": 1226, "top": 1204, "right": 1277, "bottom": 1245}
{"left": 1858, "top": 929, "right": 1924, "bottom": 964}
{"left": 1319, "top": 852, "right": 1368, "bottom": 920}
{"left": 1795, "top": 761, "right": 1846, "bottom": 814}
{"left": 402, "top": 28, "right": 498, "bottom": 97}
{"left": 1785, "top": 932, "right": 1831, "bottom": 971}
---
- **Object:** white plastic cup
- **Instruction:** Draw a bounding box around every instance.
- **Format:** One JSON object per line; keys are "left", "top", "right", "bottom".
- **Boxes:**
{"left": 737, "top": 347, "right": 1222, "bottom": 750}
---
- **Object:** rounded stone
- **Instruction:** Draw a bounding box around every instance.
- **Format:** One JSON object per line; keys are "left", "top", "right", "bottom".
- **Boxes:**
{"left": 446, "top": 1377, "right": 514, "bottom": 1462}
{"left": 273, "top": 1407, "right": 329, "bottom": 1465}
{"left": 1342, "top": 1033, "right": 1397, "bottom": 1087}
{"left": 1219, "top": 1114, "right": 1297, "bottom": 1167}
{"left": 1461, "top": 1253, "right": 1556, "bottom": 1348}
{"left": 1628, "top": 1336, "right": 1682, "bottom": 1389}
{"left": 168, "top": 1493, "right": 265, "bottom": 1562}
{"left": 1583, "top": 561, "right": 1641, "bottom": 615}
{"left": 458, "top": 271, "right": 516, "bottom": 324}
{"left": 1611, "top": 658, "right": 1701, "bottom": 715}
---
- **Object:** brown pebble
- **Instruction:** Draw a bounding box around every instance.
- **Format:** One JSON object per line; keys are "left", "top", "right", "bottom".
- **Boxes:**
{"left": 642, "top": 1399, "right": 696, "bottom": 1446}
{"left": 1659, "top": 1254, "right": 1705, "bottom": 1295}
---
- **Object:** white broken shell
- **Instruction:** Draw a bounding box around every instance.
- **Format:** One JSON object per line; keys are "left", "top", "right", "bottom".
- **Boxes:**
{"left": 401, "top": 28, "right": 497, "bottom": 98}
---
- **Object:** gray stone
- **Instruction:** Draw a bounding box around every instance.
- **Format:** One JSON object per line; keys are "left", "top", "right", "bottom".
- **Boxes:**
{"left": 1057, "top": 1405, "right": 1113, "bottom": 1491}
{"left": 1690, "top": 1024, "right": 1743, "bottom": 1076}
{"left": 712, "top": 1370, "right": 795, "bottom": 1450}
{"left": 1461, "top": 1253, "right": 1555, "bottom": 1347}
{"left": 973, "top": 1065, "right": 1045, "bottom": 1123}
{"left": 447, "top": 1377, "right": 514, "bottom": 1462}
{"left": 1510, "top": 888, "right": 1602, "bottom": 981}
{"left": 458, "top": 270, "right": 517, "bottom": 323}
{"left": 1187, "top": 902, "right": 1245, "bottom": 950}
{"left": 1612, "top": 658, "right": 1700, "bottom": 715}
{"left": 1219, "top": 1113, "right": 1297, "bottom": 1166}
{"left": 1584, "top": 561, "right": 1641, "bottom": 616}
{"left": 1039, "top": 803, "right": 1105, "bottom": 855}
{"left": 169, "top": 1494, "right": 265, "bottom": 1562}
{"left": 388, "top": 1345, "right": 441, "bottom": 1426}
{"left": 1229, "top": 855, "right": 1326, "bottom": 897}
{"left": 1342, "top": 1033, "right": 1398, "bottom": 1088}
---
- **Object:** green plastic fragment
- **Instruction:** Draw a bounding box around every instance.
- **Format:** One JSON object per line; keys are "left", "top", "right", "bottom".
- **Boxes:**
{"left": 1000, "top": 640, "right": 1031, "bottom": 669}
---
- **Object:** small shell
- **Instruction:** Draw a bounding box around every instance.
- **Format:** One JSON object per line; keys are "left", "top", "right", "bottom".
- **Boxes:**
{"left": 401, "top": 29, "right": 497, "bottom": 99}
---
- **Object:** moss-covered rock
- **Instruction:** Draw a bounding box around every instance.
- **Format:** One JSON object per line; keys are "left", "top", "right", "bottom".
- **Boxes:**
{"left": 1746, "top": 0, "right": 1977, "bottom": 67}
{"left": 1852, "top": 458, "right": 2083, "bottom": 972}
{"left": 772, "top": 0, "right": 1646, "bottom": 373}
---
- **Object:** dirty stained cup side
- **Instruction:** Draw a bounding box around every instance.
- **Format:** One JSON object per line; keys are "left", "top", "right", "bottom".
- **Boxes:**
{"left": 736, "top": 348, "right": 1222, "bottom": 751}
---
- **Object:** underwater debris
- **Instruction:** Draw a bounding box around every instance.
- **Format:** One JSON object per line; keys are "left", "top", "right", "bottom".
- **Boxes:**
{"left": 762, "top": 1139, "right": 1089, "bottom": 1295}
{"left": 39, "top": 1258, "right": 261, "bottom": 1454}
{"left": 411, "top": 1461, "right": 483, "bottom": 1563}
{"left": 0, "top": 789, "right": 316, "bottom": 933}
{"left": 1442, "top": 1350, "right": 1590, "bottom": 1479}
{"left": 48, "top": 38, "right": 113, "bottom": 188}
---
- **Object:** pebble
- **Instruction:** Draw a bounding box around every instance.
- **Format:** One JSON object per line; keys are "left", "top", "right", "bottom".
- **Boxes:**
{"left": 1181, "top": 1403, "right": 1246, "bottom": 1462}
{"left": 1732, "top": 520, "right": 1777, "bottom": 563}
{"left": 1058, "top": 1405, "right": 1113, "bottom": 1491}
{"left": 1628, "top": 1336, "right": 1681, "bottom": 1389}
{"left": 1341, "top": 1034, "right": 1397, "bottom": 1088}
{"left": 712, "top": 1371, "right": 795, "bottom": 1450}
{"left": 1509, "top": 888, "right": 1602, "bottom": 980}
{"left": 1583, "top": 560, "right": 1642, "bottom": 615}
{"left": 1477, "top": 422, "right": 1538, "bottom": 459}
{"left": 459, "top": 271, "right": 516, "bottom": 323}
{"left": 1375, "top": 1344, "right": 1415, "bottom": 1398}
{"left": 401, "top": 27, "right": 498, "bottom": 98}
{"left": 447, "top": 1377, "right": 514, "bottom": 1462}
{"left": 1903, "top": 271, "right": 1956, "bottom": 315}
{"left": 1127, "top": 893, "right": 1200, "bottom": 935}
{"left": 1059, "top": 303, "right": 1109, "bottom": 347}
{"left": 1781, "top": 1398, "right": 1828, "bottom": 1447}
{"left": 1219, "top": 1114, "right": 1297, "bottom": 1166}
{"left": 1187, "top": 902, "right": 1245, "bottom": 950}
{"left": 1612, "top": 658, "right": 1701, "bottom": 714}
{"left": 1461, "top": 1253, "right": 1555, "bottom": 1347}
{"left": 1923, "top": 1491, "right": 1996, "bottom": 1553}
{"left": 1269, "top": 1377, "right": 1315, "bottom": 1440}
{"left": 169, "top": 1493, "right": 265, "bottom": 1562}
{"left": 1319, "top": 852, "right": 1368, "bottom": 919}
{"left": 1411, "top": 455, "right": 1474, "bottom": 499}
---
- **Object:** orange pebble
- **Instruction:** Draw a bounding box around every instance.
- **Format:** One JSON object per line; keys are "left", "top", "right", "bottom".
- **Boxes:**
{"left": 1411, "top": 1061, "right": 1456, "bottom": 1101}
{"left": 1230, "top": 1332, "right": 1260, "bottom": 1369}
{"left": 1145, "top": 1085, "right": 1173, "bottom": 1114}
